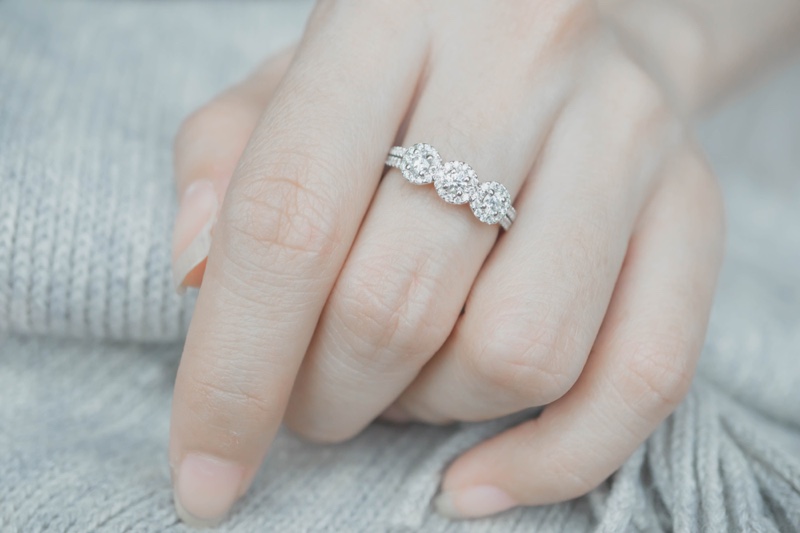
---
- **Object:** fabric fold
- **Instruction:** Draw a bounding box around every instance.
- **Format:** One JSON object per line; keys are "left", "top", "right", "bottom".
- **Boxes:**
{"left": 1, "top": 1, "right": 799, "bottom": 531}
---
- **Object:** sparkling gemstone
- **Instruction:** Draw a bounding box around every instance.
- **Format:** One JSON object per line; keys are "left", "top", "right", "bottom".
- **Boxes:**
{"left": 435, "top": 161, "right": 478, "bottom": 204}
{"left": 400, "top": 143, "right": 442, "bottom": 185}
{"left": 470, "top": 181, "right": 511, "bottom": 224}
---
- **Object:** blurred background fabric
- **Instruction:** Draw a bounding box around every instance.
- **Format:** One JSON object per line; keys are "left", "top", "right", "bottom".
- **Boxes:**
{"left": 0, "top": 1, "right": 798, "bottom": 531}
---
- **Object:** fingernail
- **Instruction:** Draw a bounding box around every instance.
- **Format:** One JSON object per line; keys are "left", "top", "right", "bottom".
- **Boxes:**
{"left": 173, "top": 453, "right": 244, "bottom": 528}
{"left": 434, "top": 485, "right": 518, "bottom": 519}
{"left": 171, "top": 179, "right": 218, "bottom": 293}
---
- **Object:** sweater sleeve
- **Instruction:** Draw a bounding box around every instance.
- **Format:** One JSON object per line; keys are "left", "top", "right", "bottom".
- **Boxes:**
{"left": 0, "top": 1, "right": 309, "bottom": 342}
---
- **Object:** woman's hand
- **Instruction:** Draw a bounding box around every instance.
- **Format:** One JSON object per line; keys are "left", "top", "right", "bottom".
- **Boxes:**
{"left": 169, "top": 0, "right": 725, "bottom": 525}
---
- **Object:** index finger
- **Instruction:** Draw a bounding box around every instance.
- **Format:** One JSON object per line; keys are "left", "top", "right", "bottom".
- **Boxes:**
{"left": 169, "top": 3, "right": 429, "bottom": 526}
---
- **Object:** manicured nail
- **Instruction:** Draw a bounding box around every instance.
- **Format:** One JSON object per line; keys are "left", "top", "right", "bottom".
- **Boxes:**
{"left": 173, "top": 453, "right": 244, "bottom": 528}
{"left": 434, "top": 485, "right": 518, "bottom": 519}
{"left": 171, "top": 179, "right": 218, "bottom": 293}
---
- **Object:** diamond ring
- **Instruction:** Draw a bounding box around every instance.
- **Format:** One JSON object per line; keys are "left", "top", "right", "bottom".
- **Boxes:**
{"left": 385, "top": 143, "right": 516, "bottom": 230}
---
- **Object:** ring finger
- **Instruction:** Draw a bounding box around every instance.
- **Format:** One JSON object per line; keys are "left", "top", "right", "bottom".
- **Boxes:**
{"left": 283, "top": 4, "right": 591, "bottom": 442}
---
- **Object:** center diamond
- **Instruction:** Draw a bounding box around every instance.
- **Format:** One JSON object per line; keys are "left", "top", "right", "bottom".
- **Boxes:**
{"left": 435, "top": 161, "right": 478, "bottom": 205}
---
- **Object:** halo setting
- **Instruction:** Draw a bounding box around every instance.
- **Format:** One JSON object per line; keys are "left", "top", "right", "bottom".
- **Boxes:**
{"left": 386, "top": 144, "right": 516, "bottom": 230}
{"left": 470, "top": 181, "right": 512, "bottom": 225}
{"left": 400, "top": 143, "right": 442, "bottom": 185}
{"left": 436, "top": 161, "right": 479, "bottom": 205}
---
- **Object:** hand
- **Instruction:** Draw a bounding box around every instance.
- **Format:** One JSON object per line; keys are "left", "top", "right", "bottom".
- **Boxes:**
{"left": 169, "top": 0, "right": 725, "bottom": 525}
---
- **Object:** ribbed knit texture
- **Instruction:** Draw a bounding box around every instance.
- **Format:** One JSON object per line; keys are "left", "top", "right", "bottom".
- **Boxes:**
{"left": 1, "top": 1, "right": 799, "bottom": 531}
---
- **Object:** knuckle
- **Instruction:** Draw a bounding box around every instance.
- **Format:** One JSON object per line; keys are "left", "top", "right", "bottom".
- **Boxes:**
{"left": 455, "top": 0, "right": 596, "bottom": 66}
{"left": 184, "top": 370, "right": 277, "bottom": 432}
{"left": 584, "top": 53, "right": 672, "bottom": 148}
{"left": 335, "top": 250, "right": 451, "bottom": 366}
{"left": 592, "top": 56, "right": 682, "bottom": 189}
{"left": 615, "top": 335, "right": 695, "bottom": 416}
{"left": 311, "top": 0, "right": 425, "bottom": 36}
{"left": 223, "top": 156, "right": 345, "bottom": 275}
{"left": 469, "top": 313, "right": 581, "bottom": 405}
{"left": 599, "top": 56, "right": 671, "bottom": 132}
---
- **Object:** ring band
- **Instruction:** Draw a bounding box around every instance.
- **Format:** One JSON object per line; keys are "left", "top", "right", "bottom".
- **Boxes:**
{"left": 385, "top": 143, "right": 516, "bottom": 230}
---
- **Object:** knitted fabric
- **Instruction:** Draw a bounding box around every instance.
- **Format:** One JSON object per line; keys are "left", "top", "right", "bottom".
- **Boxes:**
{"left": 1, "top": 1, "right": 799, "bottom": 531}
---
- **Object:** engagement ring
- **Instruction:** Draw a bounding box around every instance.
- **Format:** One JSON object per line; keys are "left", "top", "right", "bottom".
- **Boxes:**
{"left": 385, "top": 143, "right": 516, "bottom": 230}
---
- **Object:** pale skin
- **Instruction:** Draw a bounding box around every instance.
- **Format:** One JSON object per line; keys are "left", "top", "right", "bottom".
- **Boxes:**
{"left": 167, "top": 0, "right": 800, "bottom": 527}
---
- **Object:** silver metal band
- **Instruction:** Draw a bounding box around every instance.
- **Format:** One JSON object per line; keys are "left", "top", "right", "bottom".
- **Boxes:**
{"left": 385, "top": 144, "right": 516, "bottom": 230}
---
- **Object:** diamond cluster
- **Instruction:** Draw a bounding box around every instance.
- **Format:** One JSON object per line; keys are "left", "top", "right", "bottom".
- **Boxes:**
{"left": 471, "top": 181, "right": 512, "bottom": 225}
{"left": 393, "top": 143, "right": 512, "bottom": 226}
{"left": 400, "top": 143, "right": 441, "bottom": 185}
{"left": 436, "top": 161, "right": 478, "bottom": 204}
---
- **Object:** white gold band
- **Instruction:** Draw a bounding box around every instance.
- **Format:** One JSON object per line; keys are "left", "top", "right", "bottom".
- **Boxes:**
{"left": 385, "top": 144, "right": 516, "bottom": 230}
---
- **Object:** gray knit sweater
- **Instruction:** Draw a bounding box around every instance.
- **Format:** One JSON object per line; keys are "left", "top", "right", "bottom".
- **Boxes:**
{"left": 1, "top": 1, "right": 799, "bottom": 531}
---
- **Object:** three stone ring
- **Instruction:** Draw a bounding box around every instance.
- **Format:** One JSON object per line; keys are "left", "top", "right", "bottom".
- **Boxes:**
{"left": 385, "top": 143, "right": 516, "bottom": 230}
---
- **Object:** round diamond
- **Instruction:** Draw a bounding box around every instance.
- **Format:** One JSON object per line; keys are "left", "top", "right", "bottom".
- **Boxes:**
{"left": 400, "top": 143, "right": 442, "bottom": 185}
{"left": 435, "top": 161, "right": 478, "bottom": 204}
{"left": 470, "top": 181, "right": 511, "bottom": 224}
